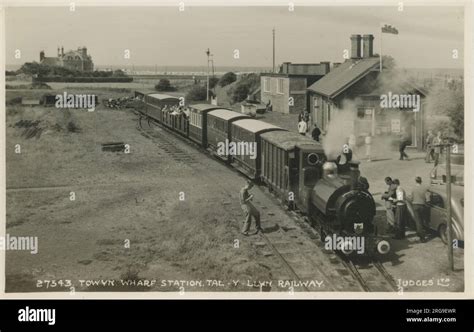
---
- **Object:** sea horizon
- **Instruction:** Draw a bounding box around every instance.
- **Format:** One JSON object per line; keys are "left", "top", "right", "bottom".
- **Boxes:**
{"left": 6, "top": 64, "right": 464, "bottom": 78}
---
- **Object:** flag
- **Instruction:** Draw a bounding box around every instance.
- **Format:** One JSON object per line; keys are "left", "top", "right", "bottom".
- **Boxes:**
{"left": 382, "top": 24, "right": 399, "bottom": 35}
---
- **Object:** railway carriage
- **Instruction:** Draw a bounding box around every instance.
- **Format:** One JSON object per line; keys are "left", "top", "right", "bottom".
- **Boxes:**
{"left": 206, "top": 109, "right": 250, "bottom": 162}
{"left": 188, "top": 104, "right": 222, "bottom": 147}
{"left": 260, "top": 131, "right": 326, "bottom": 213}
{"left": 230, "top": 119, "right": 284, "bottom": 179}
{"left": 142, "top": 93, "right": 180, "bottom": 126}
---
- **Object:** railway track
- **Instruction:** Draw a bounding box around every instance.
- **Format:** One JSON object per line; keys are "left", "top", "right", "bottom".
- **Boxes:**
{"left": 134, "top": 111, "right": 397, "bottom": 293}
{"left": 291, "top": 212, "right": 398, "bottom": 292}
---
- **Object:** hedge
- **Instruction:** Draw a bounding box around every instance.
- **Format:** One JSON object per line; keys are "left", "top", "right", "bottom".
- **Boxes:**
{"left": 34, "top": 76, "right": 133, "bottom": 83}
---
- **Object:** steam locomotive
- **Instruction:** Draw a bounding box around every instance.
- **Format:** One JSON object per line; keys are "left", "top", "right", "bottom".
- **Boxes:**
{"left": 135, "top": 92, "right": 390, "bottom": 255}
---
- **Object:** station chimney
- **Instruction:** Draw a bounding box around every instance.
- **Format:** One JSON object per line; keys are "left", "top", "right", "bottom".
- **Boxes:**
{"left": 362, "top": 34, "right": 374, "bottom": 58}
{"left": 350, "top": 34, "right": 362, "bottom": 59}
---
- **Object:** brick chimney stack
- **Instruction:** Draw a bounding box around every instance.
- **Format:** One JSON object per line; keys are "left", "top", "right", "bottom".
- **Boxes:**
{"left": 281, "top": 62, "right": 291, "bottom": 74}
{"left": 362, "top": 34, "right": 374, "bottom": 58}
{"left": 350, "top": 34, "right": 362, "bottom": 59}
{"left": 40, "top": 50, "right": 45, "bottom": 61}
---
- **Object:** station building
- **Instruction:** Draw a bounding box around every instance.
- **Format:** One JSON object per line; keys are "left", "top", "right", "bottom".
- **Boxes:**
{"left": 260, "top": 62, "right": 330, "bottom": 114}
{"left": 307, "top": 34, "right": 427, "bottom": 151}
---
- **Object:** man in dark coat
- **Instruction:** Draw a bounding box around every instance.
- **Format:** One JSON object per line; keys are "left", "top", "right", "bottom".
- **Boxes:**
{"left": 311, "top": 124, "right": 322, "bottom": 142}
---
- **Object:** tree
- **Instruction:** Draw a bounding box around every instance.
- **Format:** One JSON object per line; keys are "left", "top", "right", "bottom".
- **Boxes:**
{"left": 448, "top": 90, "right": 464, "bottom": 139}
{"left": 227, "top": 73, "right": 260, "bottom": 104}
{"left": 425, "top": 81, "right": 464, "bottom": 140}
{"left": 381, "top": 55, "right": 396, "bottom": 71}
{"left": 155, "top": 78, "right": 176, "bottom": 92}
{"left": 112, "top": 69, "right": 126, "bottom": 77}
{"left": 218, "top": 72, "right": 237, "bottom": 87}
{"left": 209, "top": 77, "right": 219, "bottom": 89}
{"left": 186, "top": 85, "right": 208, "bottom": 101}
{"left": 231, "top": 83, "right": 251, "bottom": 103}
{"left": 18, "top": 62, "right": 50, "bottom": 76}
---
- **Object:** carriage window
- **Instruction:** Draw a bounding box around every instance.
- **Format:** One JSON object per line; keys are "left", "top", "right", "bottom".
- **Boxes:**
{"left": 197, "top": 114, "right": 202, "bottom": 128}
{"left": 429, "top": 192, "right": 444, "bottom": 208}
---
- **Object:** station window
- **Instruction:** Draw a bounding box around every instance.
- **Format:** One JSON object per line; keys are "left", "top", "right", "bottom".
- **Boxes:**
{"left": 277, "top": 78, "right": 284, "bottom": 94}
{"left": 264, "top": 78, "right": 270, "bottom": 92}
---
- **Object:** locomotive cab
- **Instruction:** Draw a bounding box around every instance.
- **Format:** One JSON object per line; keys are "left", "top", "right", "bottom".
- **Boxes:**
{"left": 296, "top": 143, "right": 325, "bottom": 214}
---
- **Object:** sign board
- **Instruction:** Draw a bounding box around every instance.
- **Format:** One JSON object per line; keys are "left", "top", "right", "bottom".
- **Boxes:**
{"left": 391, "top": 119, "right": 401, "bottom": 133}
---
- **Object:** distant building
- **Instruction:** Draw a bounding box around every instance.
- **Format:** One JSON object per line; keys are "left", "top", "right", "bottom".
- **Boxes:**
{"left": 260, "top": 62, "right": 330, "bottom": 114}
{"left": 307, "top": 34, "right": 427, "bottom": 151}
{"left": 40, "top": 46, "right": 94, "bottom": 72}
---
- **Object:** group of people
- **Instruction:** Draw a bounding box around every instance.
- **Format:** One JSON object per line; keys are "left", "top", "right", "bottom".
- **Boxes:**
{"left": 382, "top": 176, "right": 430, "bottom": 243}
{"left": 425, "top": 130, "right": 444, "bottom": 166}
{"left": 161, "top": 105, "right": 191, "bottom": 118}
{"left": 297, "top": 110, "right": 322, "bottom": 142}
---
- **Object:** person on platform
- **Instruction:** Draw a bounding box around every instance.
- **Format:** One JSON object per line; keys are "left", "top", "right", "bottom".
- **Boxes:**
{"left": 311, "top": 123, "right": 322, "bottom": 142}
{"left": 365, "top": 135, "right": 372, "bottom": 162}
{"left": 399, "top": 130, "right": 410, "bottom": 161}
{"left": 392, "top": 179, "right": 407, "bottom": 239}
{"left": 298, "top": 119, "right": 307, "bottom": 136}
{"left": 381, "top": 177, "right": 397, "bottom": 230}
{"left": 425, "top": 130, "right": 435, "bottom": 163}
{"left": 407, "top": 176, "right": 430, "bottom": 243}
{"left": 432, "top": 131, "right": 443, "bottom": 167}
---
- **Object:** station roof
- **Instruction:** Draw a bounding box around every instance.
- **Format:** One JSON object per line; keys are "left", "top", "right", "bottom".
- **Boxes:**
{"left": 232, "top": 119, "right": 284, "bottom": 134}
{"left": 307, "top": 57, "right": 380, "bottom": 98}
{"left": 261, "top": 130, "right": 323, "bottom": 151}
{"left": 208, "top": 109, "right": 249, "bottom": 121}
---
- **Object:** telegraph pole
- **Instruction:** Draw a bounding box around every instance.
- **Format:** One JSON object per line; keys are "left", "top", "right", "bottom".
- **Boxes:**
{"left": 272, "top": 28, "right": 275, "bottom": 73}
{"left": 445, "top": 142, "right": 454, "bottom": 271}
{"left": 206, "top": 48, "right": 211, "bottom": 101}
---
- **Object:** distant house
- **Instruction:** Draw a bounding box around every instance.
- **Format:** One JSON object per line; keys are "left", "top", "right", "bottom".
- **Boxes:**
{"left": 40, "top": 46, "right": 94, "bottom": 72}
{"left": 261, "top": 62, "right": 330, "bottom": 114}
{"left": 307, "top": 34, "right": 427, "bottom": 151}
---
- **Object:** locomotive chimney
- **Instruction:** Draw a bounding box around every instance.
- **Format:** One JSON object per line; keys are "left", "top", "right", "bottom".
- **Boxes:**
{"left": 349, "top": 161, "right": 361, "bottom": 190}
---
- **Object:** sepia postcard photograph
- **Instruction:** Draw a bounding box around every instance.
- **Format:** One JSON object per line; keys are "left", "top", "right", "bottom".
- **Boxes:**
{"left": 1, "top": 0, "right": 471, "bottom": 298}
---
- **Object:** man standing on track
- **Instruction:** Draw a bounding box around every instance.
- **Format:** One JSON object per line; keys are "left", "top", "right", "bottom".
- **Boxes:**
{"left": 240, "top": 180, "right": 262, "bottom": 236}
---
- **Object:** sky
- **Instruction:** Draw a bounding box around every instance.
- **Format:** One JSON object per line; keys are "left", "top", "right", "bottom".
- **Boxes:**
{"left": 5, "top": 5, "right": 465, "bottom": 69}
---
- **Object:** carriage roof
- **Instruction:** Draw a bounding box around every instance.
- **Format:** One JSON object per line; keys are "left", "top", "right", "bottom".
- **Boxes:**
{"left": 232, "top": 119, "right": 283, "bottom": 134}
